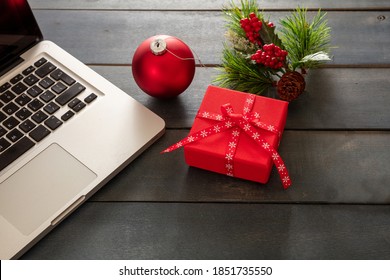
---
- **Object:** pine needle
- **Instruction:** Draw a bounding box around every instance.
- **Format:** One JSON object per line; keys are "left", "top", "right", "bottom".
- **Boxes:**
{"left": 213, "top": 45, "right": 274, "bottom": 95}
{"left": 279, "top": 8, "right": 332, "bottom": 70}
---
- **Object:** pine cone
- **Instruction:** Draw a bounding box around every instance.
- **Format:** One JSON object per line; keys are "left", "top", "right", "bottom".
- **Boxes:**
{"left": 277, "top": 71, "right": 306, "bottom": 102}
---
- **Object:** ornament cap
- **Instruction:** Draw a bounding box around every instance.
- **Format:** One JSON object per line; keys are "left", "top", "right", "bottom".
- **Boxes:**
{"left": 150, "top": 38, "right": 167, "bottom": 55}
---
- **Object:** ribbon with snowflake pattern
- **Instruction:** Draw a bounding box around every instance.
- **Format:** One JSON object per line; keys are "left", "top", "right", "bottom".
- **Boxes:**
{"left": 162, "top": 95, "right": 291, "bottom": 189}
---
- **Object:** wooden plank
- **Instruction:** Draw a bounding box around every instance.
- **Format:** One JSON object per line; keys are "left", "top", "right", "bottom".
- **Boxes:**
{"left": 90, "top": 66, "right": 390, "bottom": 130}
{"left": 21, "top": 202, "right": 390, "bottom": 259}
{"left": 29, "top": 0, "right": 390, "bottom": 11}
{"left": 288, "top": 68, "right": 390, "bottom": 129}
{"left": 89, "top": 130, "right": 390, "bottom": 204}
{"left": 33, "top": 10, "right": 390, "bottom": 65}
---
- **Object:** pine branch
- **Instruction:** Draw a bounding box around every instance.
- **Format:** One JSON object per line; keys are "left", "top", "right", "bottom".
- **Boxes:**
{"left": 279, "top": 8, "right": 332, "bottom": 70}
{"left": 213, "top": 46, "right": 274, "bottom": 95}
{"left": 214, "top": 1, "right": 332, "bottom": 100}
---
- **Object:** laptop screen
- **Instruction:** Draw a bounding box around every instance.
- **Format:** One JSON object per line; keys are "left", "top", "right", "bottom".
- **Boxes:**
{"left": 0, "top": 0, "right": 43, "bottom": 72}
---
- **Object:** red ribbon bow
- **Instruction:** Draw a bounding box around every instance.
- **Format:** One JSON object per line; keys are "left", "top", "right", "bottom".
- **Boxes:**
{"left": 162, "top": 95, "right": 291, "bottom": 189}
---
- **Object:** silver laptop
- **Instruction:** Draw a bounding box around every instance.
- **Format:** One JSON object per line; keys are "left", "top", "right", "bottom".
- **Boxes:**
{"left": 0, "top": 0, "right": 165, "bottom": 259}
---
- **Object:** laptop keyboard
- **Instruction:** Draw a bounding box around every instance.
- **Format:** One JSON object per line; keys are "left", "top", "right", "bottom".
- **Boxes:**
{"left": 0, "top": 57, "right": 98, "bottom": 171}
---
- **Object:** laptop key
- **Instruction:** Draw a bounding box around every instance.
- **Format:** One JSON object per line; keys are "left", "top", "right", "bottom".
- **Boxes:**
{"left": 68, "top": 98, "right": 81, "bottom": 109}
{"left": 19, "top": 119, "right": 36, "bottom": 133}
{"left": 49, "top": 69, "right": 63, "bottom": 81}
{"left": 0, "top": 137, "right": 11, "bottom": 152}
{"left": 55, "top": 83, "right": 86, "bottom": 105}
{"left": 6, "top": 128, "right": 24, "bottom": 143}
{"left": 10, "top": 74, "right": 23, "bottom": 84}
{"left": 44, "top": 116, "right": 63, "bottom": 130}
{"left": 27, "top": 85, "right": 43, "bottom": 97}
{"left": 0, "top": 90, "right": 16, "bottom": 103}
{"left": 39, "top": 77, "right": 55, "bottom": 89}
{"left": 72, "top": 102, "right": 86, "bottom": 113}
{"left": 84, "top": 93, "right": 97, "bottom": 103}
{"left": 43, "top": 102, "right": 60, "bottom": 114}
{"left": 15, "top": 107, "right": 32, "bottom": 120}
{"left": 3, "top": 102, "right": 19, "bottom": 115}
{"left": 0, "top": 137, "right": 35, "bottom": 172}
{"left": 11, "top": 82, "right": 28, "bottom": 95}
{"left": 23, "top": 74, "right": 40, "bottom": 86}
{"left": 32, "top": 110, "right": 48, "bottom": 123}
{"left": 3, "top": 116, "right": 20, "bottom": 129}
{"left": 51, "top": 82, "right": 67, "bottom": 94}
{"left": 59, "top": 74, "right": 76, "bottom": 86}
{"left": 50, "top": 69, "right": 76, "bottom": 85}
{"left": 15, "top": 94, "right": 32, "bottom": 106}
{"left": 0, "top": 82, "right": 11, "bottom": 93}
{"left": 40, "top": 90, "right": 56, "bottom": 103}
{"left": 35, "top": 62, "right": 56, "bottom": 78}
{"left": 22, "top": 66, "right": 36, "bottom": 76}
{"left": 28, "top": 99, "right": 45, "bottom": 111}
{"left": 34, "top": 57, "right": 47, "bottom": 67}
{"left": 61, "top": 110, "right": 75, "bottom": 121}
{"left": 29, "top": 125, "right": 50, "bottom": 142}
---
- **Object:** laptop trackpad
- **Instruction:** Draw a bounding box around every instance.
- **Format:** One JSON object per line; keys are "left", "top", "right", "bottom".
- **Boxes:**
{"left": 0, "top": 143, "right": 96, "bottom": 236}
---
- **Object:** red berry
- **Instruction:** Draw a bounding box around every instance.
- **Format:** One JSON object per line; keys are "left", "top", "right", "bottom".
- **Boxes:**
{"left": 250, "top": 44, "right": 288, "bottom": 69}
{"left": 240, "top": 13, "right": 263, "bottom": 45}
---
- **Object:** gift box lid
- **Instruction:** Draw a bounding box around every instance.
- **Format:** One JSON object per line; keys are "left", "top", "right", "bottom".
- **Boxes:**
{"left": 191, "top": 85, "right": 288, "bottom": 135}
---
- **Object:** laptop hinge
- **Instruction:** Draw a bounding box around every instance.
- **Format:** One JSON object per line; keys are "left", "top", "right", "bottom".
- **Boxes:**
{"left": 0, "top": 57, "right": 25, "bottom": 78}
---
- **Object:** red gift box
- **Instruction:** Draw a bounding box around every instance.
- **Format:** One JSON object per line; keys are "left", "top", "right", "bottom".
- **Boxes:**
{"left": 163, "top": 85, "right": 291, "bottom": 188}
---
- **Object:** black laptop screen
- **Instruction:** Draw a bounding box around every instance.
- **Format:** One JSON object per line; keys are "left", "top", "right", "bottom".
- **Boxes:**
{"left": 0, "top": 0, "right": 43, "bottom": 70}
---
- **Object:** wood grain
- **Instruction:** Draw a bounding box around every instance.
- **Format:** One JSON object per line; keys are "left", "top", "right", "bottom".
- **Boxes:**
{"left": 89, "top": 130, "right": 390, "bottom": 204}
{"left": 21, "top": 202, "right": 390, "bottom": 259}
{"left": 90, "top": 66, "right": 390, "bottom": 129}
{"left": 32, "top": 10, "right": 390, "bottom": 65}
{"left": 29, "top": 0, "right": 390, "bottom": 11}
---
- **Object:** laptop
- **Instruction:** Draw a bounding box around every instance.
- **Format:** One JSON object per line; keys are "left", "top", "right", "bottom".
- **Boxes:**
{"left": 0, "top": 0, "right": 165, "bottom": 259}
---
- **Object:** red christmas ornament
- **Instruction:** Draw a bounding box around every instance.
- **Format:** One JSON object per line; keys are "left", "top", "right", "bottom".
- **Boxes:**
{"left": 132, "top": 35, "right": 196, "bottom": 98}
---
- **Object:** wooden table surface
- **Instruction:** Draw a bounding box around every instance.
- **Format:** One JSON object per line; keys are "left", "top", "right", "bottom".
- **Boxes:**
{"left": 22, "top": 0, "right": 390, "bottom": 259}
